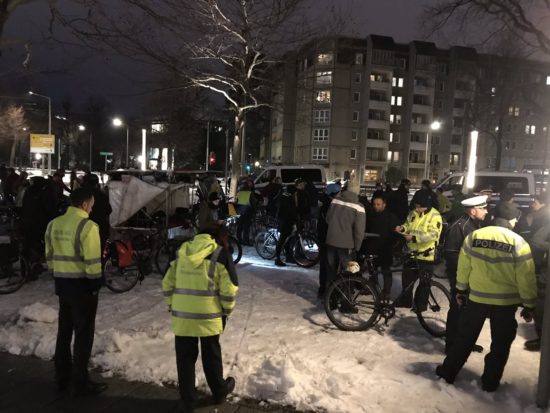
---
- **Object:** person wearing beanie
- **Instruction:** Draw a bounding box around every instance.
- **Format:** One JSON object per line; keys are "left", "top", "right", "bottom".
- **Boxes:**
{"left": 436, "top": 199, "right": 536, "bottom": 392}
{"left": 410, "top": 179, "right": 440, "bottom": 212}
{"left": 198, "top": 191, "right": 225, "bottom": 230}
{"left": 394, "top": 190, "right": 442, "bottom": 308}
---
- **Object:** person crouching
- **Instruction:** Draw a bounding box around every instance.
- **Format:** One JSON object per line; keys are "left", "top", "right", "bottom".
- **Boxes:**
{"left": 162, "top": 224, "right": 239, "bottom": 413}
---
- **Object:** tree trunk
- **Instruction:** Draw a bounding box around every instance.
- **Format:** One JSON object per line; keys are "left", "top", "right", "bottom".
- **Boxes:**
{"left": 9, "top": 136, "right": 16, "bottom": 166}
{"left": 229, "top": 110, "right": 245, "bottom": 199}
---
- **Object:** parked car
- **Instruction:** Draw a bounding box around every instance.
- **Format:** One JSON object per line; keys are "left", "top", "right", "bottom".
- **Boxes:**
{"left": 253, "top": 164, "right": 327, "bottom": 194}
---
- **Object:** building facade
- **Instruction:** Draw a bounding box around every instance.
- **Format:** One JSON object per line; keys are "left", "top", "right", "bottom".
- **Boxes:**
{"left": 269, "top": 36, "right": 550, "bottom": 185}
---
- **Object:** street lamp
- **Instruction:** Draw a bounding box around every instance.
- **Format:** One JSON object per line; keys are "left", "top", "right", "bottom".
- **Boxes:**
{"left": 28, "top": 91, "right": 52, "bottom": 175}
{"left": 113, "top": 117, "right": 129, "bottom": 167}
{"left": 78, "top": 124, "right": 94, "bottom": 171}
{"left": 465, "top": 130, "right": 479, "bottom": 191}
{"left": 424, "top": 120, "right": 442, "bottom": 180}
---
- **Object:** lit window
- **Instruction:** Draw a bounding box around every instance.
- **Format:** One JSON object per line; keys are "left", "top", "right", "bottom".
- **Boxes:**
{"left": 313, "top": 128, "right": 329, "bottom": 142}
{"left": 547, "top": 76, "right": 550, "bottom": 85}
{"left": 151, "top": 123, "right": 165, "bottom": 133}
{"left": 355, "top": 53, "right": 364, "bottom": 65}
{"left": 396, "top": 96, "right": 402, "bottom": 106}
{"left": 392, "top": 77, "right": 404, "bottom": 88}
{"left": 350, "top": 148, "right": 357, "bottom": 159}
{"left": 387, "top": 151, "right": 400, "bottom": 162}
{"left": 353, "top": 92, "right": 361, "bottom": 103}
{"left": 313, "top": 109, "right": 330, "bottom": 123}
{"left": 315, "top": 90, "right": 331, "bottom": 103}
{"left": 390, "top": 114, "right": 401, "bottom": 124}
{"left": 353, "top": 111, "right": 360, "bottom": 122}
{"left": 316, "top": 71, "right": 332, "bottom": 85}
{"left": 525, "top": 124, "right": 536, "bottom": 135}
{"left": 317, "top": 53, "right": 333, "bottom": 65}
{"left": 312, "top": 147, "right": 328, "bottom": 161}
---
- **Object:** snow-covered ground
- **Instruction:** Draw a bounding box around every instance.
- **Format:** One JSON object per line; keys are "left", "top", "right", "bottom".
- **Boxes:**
{"left": 0, "top": 248, "right": 545, "bottom": 413}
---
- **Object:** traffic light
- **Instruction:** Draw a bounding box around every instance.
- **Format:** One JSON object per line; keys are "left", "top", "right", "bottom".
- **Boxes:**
{"left": 208, "top": 151, "right": 216, "bottom": 165}
{"left": 245, "top": 164, "right": 251, "bottom": 173}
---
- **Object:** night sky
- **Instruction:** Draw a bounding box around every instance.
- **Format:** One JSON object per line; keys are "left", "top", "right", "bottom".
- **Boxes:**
{"left": 0, "top": 0, "right": 438, "bottom": 116}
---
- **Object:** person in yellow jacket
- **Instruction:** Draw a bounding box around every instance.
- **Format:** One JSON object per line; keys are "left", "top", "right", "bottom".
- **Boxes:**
{"left": 44, "top": 187, "right": 107, "bottom": 396}
{"left": 436, "top": 202, "right": 537, "bottom": 392}
{"left": 162, "top": 224, "right": 238, "bottom": 413}
{"left": 395, "top": 190, "right": 442, "bottom": 308}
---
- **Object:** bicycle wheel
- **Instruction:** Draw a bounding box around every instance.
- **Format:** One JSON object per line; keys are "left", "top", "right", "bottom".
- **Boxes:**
{"left": 324, "top": 276, "right": 379, "bottom": 331}
{"left": 255, "top": 231, "right": 278, "bottom": 260}
{"left": 103, "top": 256, "right": 141, "bottom": 293}
{"left": 155, "top": 239, "right": 181, "bottom": 276}
{"left": 0, "top": 255, "right": 28, "bottom": 294}
{"left": 415, "top": 279, "right": 451, "bottom": 338}
{"left": 227, "top": 235, "right": 242, "bottom": 264}
{"left": 292, "top": 233, "right": 320, "bottom": 268}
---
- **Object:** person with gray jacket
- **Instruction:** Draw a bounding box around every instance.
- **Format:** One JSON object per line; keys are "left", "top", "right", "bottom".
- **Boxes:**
{"left": 325, "top": 190, "right": 366, "bottom": 288}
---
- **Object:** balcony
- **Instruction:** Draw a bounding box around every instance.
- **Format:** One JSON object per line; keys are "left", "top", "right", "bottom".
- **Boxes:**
{"left": 454, "top": 89, "right": 471, "bottom": 99}
{"left": 366, "top": 138, "right": 388, "bottom": 149}
{"left": 453, "top": 107, "right": 465, "bottom": 117}
{"left": 414, "top": 84, "right": 434, "bottom": 95}
{"left": 412, "top": 104, "right": 432, "bottom": 115}
{"left": 452, "top": 127, "right": 463, "bottom": 135}
{"left": 370, "top": 80, "right": 391, "bottom": 91}
{"left": 369, "top": 99, "right": 390, "bottom": 111}
{"left": 409, "top": 162, "right": 427, "bottom": 169}
{"left": 410, "top": 141, "right": 427, "bottom": 151}
{"left": 451, "top": 144, "right": 462, "bottom": 152}
{"left": 411, "top": 123, "right": 430, "bottom": 133}
{"left": 367, "top": 119, "right": 390, "bottom": 129}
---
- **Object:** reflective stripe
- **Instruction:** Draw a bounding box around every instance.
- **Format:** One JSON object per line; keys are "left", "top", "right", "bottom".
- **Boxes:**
{"left": 173, "top": 288, "right": 218, "bottom": 297}
{"left": 54, "top": 271, "right": 87, "bottom": 279}
{"left": 171, "top": 310, "right": 222, "bottom": 320}
{"left": 514, "top": 253, "right": 534, "bottom": 263}
{"left": 163, "top": 290, "right": 173, "bottom": 297}
{"left": 85, "top": 258, "right": 102, "bottom": 265}
{"left": 523, "top": 298, "right": 537, "bottom": 306}
{"left": 219, "top": 294, "right": 235, "bottom": 302}
{"left": 463, "top": 244, "right": 517, "bottom": 264}
{"left": 330, "top": 198, "right": 365, "bottom": 214}
{"left": 74, "top": 218, "right": 89, "bottom": 258}
{"left": 45, "top": 223, "right": 54, "bottom": 260}
{"left": 515, "top": 237, "right": 528, "bottom": 254}
{"left": 207, "top": 247, "right": 222, "bottom": 291}
{"left": 86, "top": 272, "right": 102, "bottom": 279}
{"left": 469, "top": 289, "right": 520, "bottom": 300}
{"left": 456, "top": 282, "right": 469, "bottom": 291}
{"left": 53, "top": 255, "right": 81, "bottom": 262}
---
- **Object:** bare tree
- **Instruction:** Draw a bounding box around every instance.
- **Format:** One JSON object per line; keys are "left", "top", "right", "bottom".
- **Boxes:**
{"left": 50, "top": 0, "right": 342, "bottom": 196}
{"left": 424, "top": 1, "right": 550, "bottom": 54}
{"left": 0, "top": 104, "right": 28, "bottom": 165}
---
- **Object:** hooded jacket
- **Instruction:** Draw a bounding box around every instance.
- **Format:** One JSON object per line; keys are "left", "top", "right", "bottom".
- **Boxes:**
{"left": 162, "top": 234, "right": 238, "bottom": 337}
{"left": 326, "top": 191, "right": 366, "bottom": 251}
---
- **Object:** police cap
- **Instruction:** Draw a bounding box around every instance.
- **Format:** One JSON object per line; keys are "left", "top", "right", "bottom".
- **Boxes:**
{"left": 461, "top": 195, "right": 488, "bottom": 209}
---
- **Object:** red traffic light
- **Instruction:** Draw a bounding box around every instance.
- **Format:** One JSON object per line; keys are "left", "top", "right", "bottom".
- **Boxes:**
{"left": 208, "top": 152, "right": 216, "bottom": 165}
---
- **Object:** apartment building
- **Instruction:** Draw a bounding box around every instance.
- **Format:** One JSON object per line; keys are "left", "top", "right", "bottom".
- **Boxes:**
{"left": 269, "top": 35, "right": 550, "bottom": 185}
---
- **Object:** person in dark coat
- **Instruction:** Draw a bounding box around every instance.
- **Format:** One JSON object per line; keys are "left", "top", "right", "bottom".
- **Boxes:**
{"left": 362, "top": 194, "right": 398, "bottom": 299}
{"left": 81, "top": 174, "right": 112, "bottom": 250}
{"left": 317, "top": 183, "right": 341, "bottom": 298}
{"left": 443, "top": 195, "right": 488, "bottom": 354}
{"left": 386, "top": 178, "right": 410, "bottom": 223}
{"left": 275, "top": 185, "right": 298, "bottom": 266}
{"left": 294, "top": 178, "right": 311, "bottom": 227}
{"left": 371, "top": 182, "right": 384, "bottom": 204}
{"left": 410, "top": 179, "right": 440, "bottom": 212}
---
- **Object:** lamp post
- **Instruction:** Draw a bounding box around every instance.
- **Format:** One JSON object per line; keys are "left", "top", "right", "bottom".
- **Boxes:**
{"left": 141, "top": 128, "right": 147, "bottom": 171}
{"left": 113, "top": 117, "right": 129, "bottom": 167}
{"left": 28, "top": 91, "right": 52, "bottom": 175}
{"left": 465, "top": 130, "right": 479, "bottom": 193}
{"left": 78, "top": 124, "right": 93, "bottom": 171}
{"left": 425, "top": 120, "right": 441, "bottom": 180}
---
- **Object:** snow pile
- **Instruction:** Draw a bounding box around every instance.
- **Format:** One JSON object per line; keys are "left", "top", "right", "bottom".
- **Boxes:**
{"left": 0, "top": 250, "right": 545, "bottom": 412}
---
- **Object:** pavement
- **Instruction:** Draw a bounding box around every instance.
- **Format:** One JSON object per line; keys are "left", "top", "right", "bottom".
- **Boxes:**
{"left": 0, "top": 352, "right": 301, "bottom": 413}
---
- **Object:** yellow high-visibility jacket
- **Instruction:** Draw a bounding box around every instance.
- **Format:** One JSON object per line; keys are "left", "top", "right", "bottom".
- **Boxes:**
{"left": 236, "top": 190, "right": 251, "bottom": 206}
{"left": 457, "top": 226, "right": 537, "bottom": 308}
{"left": 162, "top": 234, "right": 238, "bottom": 337}
{"left": 401, "top": 207, "right": 442, "bottom": 261}
{"left": 45, "top": 206, "right": 102, "bottom": 294}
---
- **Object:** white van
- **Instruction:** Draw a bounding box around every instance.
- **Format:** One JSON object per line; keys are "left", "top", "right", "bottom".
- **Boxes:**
{"left": 253, "top": 164, "right": 327, "bottom": 193}
{"left": 436, "top": 171, "right": 535, "bottom": 210}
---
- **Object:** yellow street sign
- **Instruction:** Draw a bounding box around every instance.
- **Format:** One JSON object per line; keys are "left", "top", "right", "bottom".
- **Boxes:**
{"left": 30, "top": 134, "right": 55, "bottom": 154}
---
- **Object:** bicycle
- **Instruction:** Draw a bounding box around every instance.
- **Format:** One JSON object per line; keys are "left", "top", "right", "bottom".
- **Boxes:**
{"left": 324, "top": 249, "right": 451, "bottom": 337}
{"left": 254, "top": 224, "right": 319, "bottom": 268}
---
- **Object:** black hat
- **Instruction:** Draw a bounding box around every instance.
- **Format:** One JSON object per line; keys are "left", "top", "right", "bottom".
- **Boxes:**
{"left": 413, "top": 190, "right": 431, "bottom": 207}
{"left": 494, "top": 202, "right": 520, "bottom": 220}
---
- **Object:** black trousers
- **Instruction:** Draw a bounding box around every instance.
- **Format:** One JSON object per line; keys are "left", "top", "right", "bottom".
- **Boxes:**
{"left": 318, "top": 242, "right": 328, "bottom": 295}
{"left": 275, "top": 222, "right": 293, "bottom": 260}
{"left": 399, "top": 259, "right": 433, "bottom": 308}
{"left": 175, "top": 335, "right": 227, "bottom": 405}
{"left": 444, "top": 252, "right": 460, "bottom": 352}
{"left": 237, "top": 206, "right": 253, "bottom": 244}
{"left": 54, "top": 293, "right": 98, "bottom": 388}
{"left": 439, "top": 301, "right": 518, "bottom": 390}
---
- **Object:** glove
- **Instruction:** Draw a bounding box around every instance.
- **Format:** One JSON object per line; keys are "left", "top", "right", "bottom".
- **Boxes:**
{"left": 222, "top": 315, "right": 227, "bottom": 330}
{"left": 456, "top": 293, "right": 467, "bottom": 307}
{"left": 521, "top": 308, "right": 534, "bottom": 323}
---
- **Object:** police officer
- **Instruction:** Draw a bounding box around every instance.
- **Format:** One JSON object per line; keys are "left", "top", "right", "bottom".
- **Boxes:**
{"left": 443, "top": 195, "right": 488, "bottom": 354}
{"left": 45, "top": 187, "right": 107, "bottom": 396}
{"left": 395, "top": 191, "right": 442, "bottom": 308}
{"left": 162, "top": 225, "right": 238, "bottom": 413}
{"left": 436, "top": 202, "right": 537, "bottom": 392}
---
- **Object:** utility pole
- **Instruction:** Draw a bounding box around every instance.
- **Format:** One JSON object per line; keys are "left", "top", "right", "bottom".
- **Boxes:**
{"left": 205, "top": 121, "right": 210, "bottom": 171}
